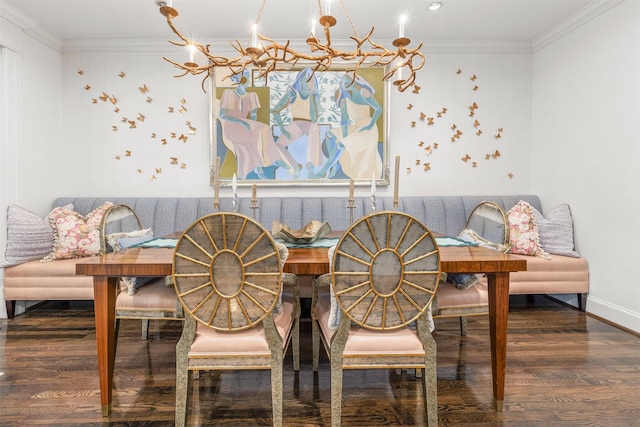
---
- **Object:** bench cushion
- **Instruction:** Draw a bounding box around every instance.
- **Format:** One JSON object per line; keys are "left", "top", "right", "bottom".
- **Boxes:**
{"left": 3, "top": 258, "right": 94, "bottom": 300}
{"left": 508, "top": 254, "right": 589, "bottom": 295}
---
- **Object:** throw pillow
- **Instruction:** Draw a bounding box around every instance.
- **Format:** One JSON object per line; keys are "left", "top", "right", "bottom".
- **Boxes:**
{"left": 532, "top": 204, "right": 579, "bottom": 258}
{"left": 458, "top": 228, "right": 511, "bottom": 253}
{"left": 106, "top": 228, "right": 153, "bottom": 252}
{"left": 121, "top": 276, "right": 160, "bottom": 296}
{"left": 1, "top": 204, "right": 72, "bottom": 267}
{"left": 448, "top": 273, "right": 485, "bottom": 290}
{"left": 106, "top": 228, "right": 158, "bottom": 295}
{"left": 507, "top": 201, "right": 551, "bottom": 259}
{"left": 42, "top": 202, "right": 113, "bottom": 262}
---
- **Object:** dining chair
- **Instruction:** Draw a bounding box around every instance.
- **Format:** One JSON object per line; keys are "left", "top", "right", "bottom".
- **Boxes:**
{"left": 172, "top": 212, "right": 300, "bottom": 427}
{"left": 100, "top": 204, "right": 183, "bottom": 341}
{"left": 312, "top": 211, "right": 441, "bottom": 426}
{"left": 432, "top": 201, "right": 510, "bottom": 335}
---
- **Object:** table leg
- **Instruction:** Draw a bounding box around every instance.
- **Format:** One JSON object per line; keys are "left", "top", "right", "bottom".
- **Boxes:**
{"left": 93, "top": 276, "right": 117, "bottom": 416}
{"left": 487, "top": 272, "right": 510, "bottom": 411}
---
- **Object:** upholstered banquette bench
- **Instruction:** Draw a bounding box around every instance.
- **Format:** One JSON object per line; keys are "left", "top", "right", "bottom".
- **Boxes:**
{"left": 3, "top": 195, "right": 589, "bottom": 318}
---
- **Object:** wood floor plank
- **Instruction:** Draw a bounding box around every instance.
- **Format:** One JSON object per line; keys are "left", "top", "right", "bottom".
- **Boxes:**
{"left": 1, "top": 295, "right": 639, "bottom": 426}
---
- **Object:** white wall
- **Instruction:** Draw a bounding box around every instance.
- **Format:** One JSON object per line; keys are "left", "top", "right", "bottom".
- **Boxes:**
{"left": 532, "top": 0, "right": 640, "bottom": 331}
{"left": 1, "top": 11, "right": 62, "bottom": 317}
{"left": 58, "top": 50, "right": 533, "bottom": 200}
{"left": 60, "top": 52, "right": 212, "bottom": 197}
{"left": 391, "top": 54, "right": 532, "bottom": 196}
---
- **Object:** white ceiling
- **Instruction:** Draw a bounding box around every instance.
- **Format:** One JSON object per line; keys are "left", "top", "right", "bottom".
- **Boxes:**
{"left": 4, "top": 0, "right": 595, "bottom": 47}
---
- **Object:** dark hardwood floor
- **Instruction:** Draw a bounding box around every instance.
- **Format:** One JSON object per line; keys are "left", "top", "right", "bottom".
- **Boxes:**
{"left": 1, "top": 295, "right": 639, "bottom": 426}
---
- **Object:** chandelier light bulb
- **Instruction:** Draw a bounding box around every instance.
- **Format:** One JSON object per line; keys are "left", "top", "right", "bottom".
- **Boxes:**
{"left": 251, "top": 23, "right": 258, "bottom": 48}
{"left": 398, "top": 15, "right": 407, "bottom": 39}
{"left": 311, "top": 19, "right": 317, "bottom": 38}
{"left": 324, "top": 0, "right": 332, "bottom": 16}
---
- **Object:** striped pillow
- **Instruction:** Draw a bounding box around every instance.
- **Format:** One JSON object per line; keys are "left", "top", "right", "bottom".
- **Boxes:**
{"left": 532, "top": 204, "right": 579, "bottom": 258}
{"left": 1, "top": 204, "right": 71, "bottom": 267}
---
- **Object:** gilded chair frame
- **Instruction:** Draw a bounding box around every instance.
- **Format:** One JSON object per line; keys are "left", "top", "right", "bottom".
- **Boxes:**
{"left": 464, "top": 201, "right": 510, "bottom": 247}
{"left": 100, "top": 204, "right": 183, "bottom": 341}
{"left": 312, "top": 211, "right": 440, "bottom": 426}
{"left": 99, "top": 203, "right": 143, "bottom": 255}
{"left": 432, "top": 201, "right": 510, "bottom": 335}
{"left": 172, "top": 212, "right": 299, "bottom": 427}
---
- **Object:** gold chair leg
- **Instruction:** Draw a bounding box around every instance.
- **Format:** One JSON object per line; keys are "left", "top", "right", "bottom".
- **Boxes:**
{"left": 271, "top": 353, "right": 284, "bottom": 427}
{"left": 293, "top": 318, "right": 300, "bottom": 372}
{"left": 175, "top": 364, "right": 189, "bottom": 427}
{"left": 329, "top": 316, "right": 350, "bottom": 427}
{"left": 459, "top": 316, "right": 468, "bottom": 336}
{"left": 141, "top": 319, "right": 150, "bottom": 340}
{"left": 175, "top": 317, "right": 195, "bottom": 427}
{"left": 422, "top": 334, "right": 438, "bottom": 426}
{"left": 330, "top": 361, "right": 343, "bottom": 427}
{"left": 114, "top": 318, "right": 120, "bottom": 353}
{"left": 312, "top": 320, "right": 320, "bottom": 372}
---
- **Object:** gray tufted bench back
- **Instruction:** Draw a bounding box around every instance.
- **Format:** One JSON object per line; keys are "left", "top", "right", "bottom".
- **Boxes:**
{"left": 53, "top": 195, "right": 541, "bottom": 238}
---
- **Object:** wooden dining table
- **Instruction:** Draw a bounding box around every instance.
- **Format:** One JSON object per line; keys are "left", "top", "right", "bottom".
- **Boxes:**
{"left": 76, "top": 239, "right": 525, "bottom": 416}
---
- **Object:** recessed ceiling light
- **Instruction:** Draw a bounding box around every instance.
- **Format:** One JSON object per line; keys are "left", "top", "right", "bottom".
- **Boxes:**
{"left": 428, "top": 2, "right": 443, "bottom": 11}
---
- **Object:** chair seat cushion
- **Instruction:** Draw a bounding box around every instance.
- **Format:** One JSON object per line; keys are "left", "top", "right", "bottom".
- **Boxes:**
{"left": 315, "top": 290, "right": 425, "bottom": 356}
{"left": 188, "top": 295, "right": 296, "bottom": 357}
{"left": 116, "top": 278, "right": 178, "bottom": 313}
{"left": 436, "top": 281, "right": 489, "bottom": 310}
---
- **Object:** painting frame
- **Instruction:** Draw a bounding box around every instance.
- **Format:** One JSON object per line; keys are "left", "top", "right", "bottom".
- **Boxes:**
{"left": 210, "top": 65, "right": 390, "bottom": 187}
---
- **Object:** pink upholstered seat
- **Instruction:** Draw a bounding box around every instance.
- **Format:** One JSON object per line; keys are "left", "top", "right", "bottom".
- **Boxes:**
{"left": 433, "top": 280, "right": 489, "bottom": 314}
{"left": 315, "top": 289, "right": 425, "bottom": 357}
{"left": 115, "top": 278, "right": 180, "bottom": 313}
{"left": 188, "top": 294, "right": 296, "bottom": 359}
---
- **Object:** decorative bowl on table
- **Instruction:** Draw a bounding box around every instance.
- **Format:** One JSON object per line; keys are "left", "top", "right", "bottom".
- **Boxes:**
{"left": 272, "top": 220, "right": 332, "bottom": 244}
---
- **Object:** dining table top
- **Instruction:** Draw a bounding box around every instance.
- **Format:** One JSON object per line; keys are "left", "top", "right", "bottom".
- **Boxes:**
{"left": 76, "top": 239, "right": 526, "bottom": 277}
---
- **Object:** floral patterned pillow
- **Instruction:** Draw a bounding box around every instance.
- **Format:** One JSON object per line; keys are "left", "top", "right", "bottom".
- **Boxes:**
{"left": 507, "top": 201, "right": 550, "bottom": 259}
{"left": 42, "top": 202, "right": 113, "bottom": 262}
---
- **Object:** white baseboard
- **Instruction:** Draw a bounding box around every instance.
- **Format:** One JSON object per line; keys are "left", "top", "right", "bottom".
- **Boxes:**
{"left": 587, "top": 295, "right": 640, "bottom": 334}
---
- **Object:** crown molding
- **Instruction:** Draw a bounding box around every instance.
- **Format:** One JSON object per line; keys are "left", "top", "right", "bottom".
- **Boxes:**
{"left": 61, "top": 38, "right": 192, "bottom": 54}
{"left": 532, "top": 0, "right": 625, "bottom": 52}
{"left": 423, "top": 40, "right": 532, "bottom": 54}
{"left": 0, "top": 2, "right": 61, "bottom": 52}
{"left": 61, "top": 37, "right": 532, "bottom": 55}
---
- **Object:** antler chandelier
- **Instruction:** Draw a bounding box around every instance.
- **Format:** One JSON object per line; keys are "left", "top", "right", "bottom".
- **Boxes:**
{"left": 158, "top": 0, "right": 425, "bottom": 92}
